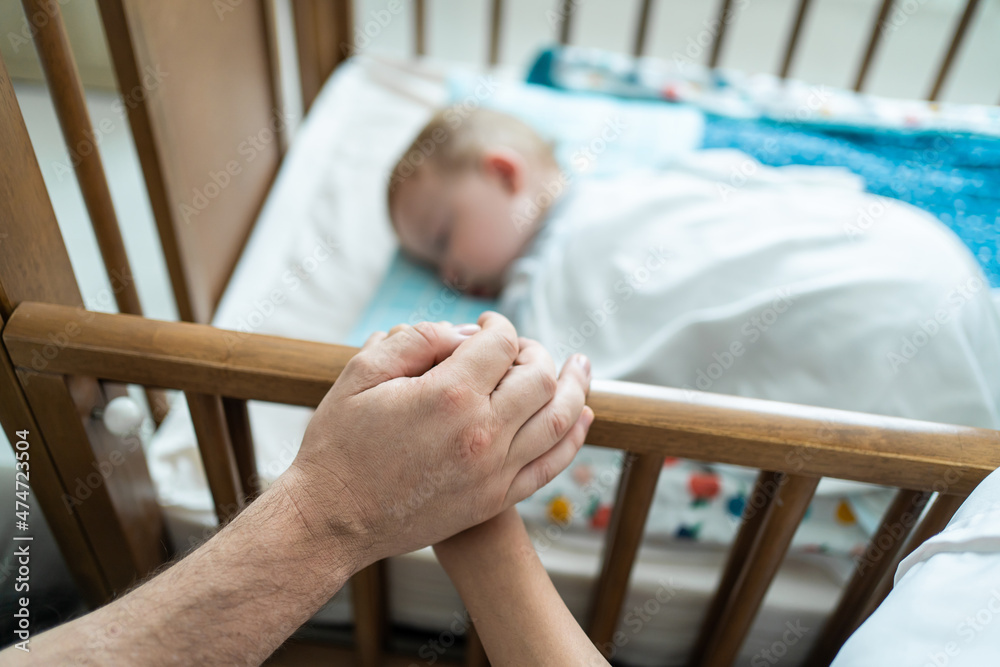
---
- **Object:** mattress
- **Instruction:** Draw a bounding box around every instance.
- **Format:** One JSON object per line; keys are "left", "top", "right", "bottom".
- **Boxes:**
{"left": 146, "top": 55, "right": 989, "bottom": 666}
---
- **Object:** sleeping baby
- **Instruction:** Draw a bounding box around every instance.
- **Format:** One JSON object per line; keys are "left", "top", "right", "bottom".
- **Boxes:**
{"left": 388, "top": 107, "right": 1000, "bottom": 430}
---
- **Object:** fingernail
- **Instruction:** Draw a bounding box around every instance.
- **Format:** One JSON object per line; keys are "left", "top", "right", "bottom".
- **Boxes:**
{"left": 581, "top": 406, "right": 595, "bottom": 428}
{"left": 576, "top": 354, "right": 591, "bottom": 375}
{"left": 454, "top": 323, "right": 481, "bottom": 336}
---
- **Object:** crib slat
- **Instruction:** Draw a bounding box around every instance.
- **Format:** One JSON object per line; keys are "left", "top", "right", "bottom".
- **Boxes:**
{"left": 928, "top": 0, "right": 981, "bottom": 101}
{"left": 688, "top": 470, "right": 784, "bottom": 665}
{"left": 778, "top": 0, "right": 814, "bottom": 79}
{"left": 558, "top": 0, "right": 574, "bottom": 44}
{"left": 632, "top": 0, "right": 654, "bottom": 57}
{"left": 853, "top": 0, "right": 895, "bottom": 92}
{"left": 21, "top": 0, "right": 169, "bottom": 425}
{"left": 860, "top": 492, "right": 965, "bottom": 621}
{"left": 415, "top": 0, "right": 426, "bottom": 56}
{"left": 697, "top": 473, "right": 820, "bottom": 667}
{"left": 8, "top": 305, "right": 999, "bottom": 496}
{"left": 708, "top": 0, "right": 735, "bottom": 68}
{"left": 587, "top": 452, "right": 662, "bottom": 653}
{"left": 222, "top": 397, "right": 259, "bottom": 501}
{"left": 186, "top": 392, "right": 245, "bottom": 522}
{"left": 352, "top": 560, "right": 387, "bottom": 667}
{"left": 465, "top": 622, "right": 490, "bottom": 667}
{"left": 488, "top": 0, "right": 503, "bottom": 65}
{"left": 292, "top": 0, "right": 354, "bottom": 114}
{"left": 805, "top": 488, "right": 930, "bottom": 666}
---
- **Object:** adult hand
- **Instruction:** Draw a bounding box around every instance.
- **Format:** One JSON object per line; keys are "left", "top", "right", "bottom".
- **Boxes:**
{"left": 282, "top": 311, "right": 593, "bottom": 572}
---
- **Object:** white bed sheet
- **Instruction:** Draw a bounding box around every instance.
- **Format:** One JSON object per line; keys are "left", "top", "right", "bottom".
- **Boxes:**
{"left": 147, "top": 56, "right": 884, "bottom": 666}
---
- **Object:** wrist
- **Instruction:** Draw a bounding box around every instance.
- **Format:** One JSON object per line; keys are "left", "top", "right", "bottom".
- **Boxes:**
{"left": 267, "top": 467, "right": 369, "bottom": 590}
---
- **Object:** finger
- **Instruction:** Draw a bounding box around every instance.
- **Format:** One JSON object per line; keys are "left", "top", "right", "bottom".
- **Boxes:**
{"left": 504, "top": 406, "right": 594, "bottom": 506}
{"left": 362, "top": 331, "right": 387, "bottom": 350}
{"left": 428, "top": 311, "right": 519, "bottom": 396}
{"left": 505, "top": 353, "right": 591, "bottom": 469}
{"left": 490, "top": 338, "right": 558, "bottom": 427}
{"left": 340, "top": 321, "right": 482, "bottom": 394}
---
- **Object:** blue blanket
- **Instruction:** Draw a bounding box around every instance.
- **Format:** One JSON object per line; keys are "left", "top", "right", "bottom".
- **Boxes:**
{"left": 527, "top": 47, "right": 1000, "bottom": 287}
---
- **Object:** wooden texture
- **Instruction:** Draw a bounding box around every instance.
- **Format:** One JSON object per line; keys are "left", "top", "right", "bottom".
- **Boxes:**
{"left": 488, "top": 0, "right": 503, "bottom": 65}
{"left": 186, "top": 392, "right": 245, "bottom": 523}
{"left": 860, "top": 492, "right": 965, "bottom": 622}
{"left": 352, "top": 560, "right": 387, "bottom": 667}
{"left": 806, "top": 488, "right": 931, "bottom": 666}
{"left": 23, "top": 0, "right": 168, "bottom": 423}
{"left": 98, "top": 0, "right": 281, "bottom": 324}
{"left": 588, "top": 452, "right": 662, "bottom": 651}
{"left": 0, "top": 327, "right": 110, "bottom": 606}
{"left": 414, "top": 0, "right": 426, "bottom": 56}
{"left": 632, "top": 0, "right": 654, "bottom": 56}
{"left": 0, "top": 57, "right": 165, "bottom": 604}
{"left": 223, "top": 396, "right": 260, "bottom": 501}
{"left": 854, "top": 0, "right": 895, "bottom": 91}
{"left": 5, "top": 304, "right": 999, "bottom": 495}
{"left": 558, "top": 0, "right": 573, "bottom": 44}
{"left": 18, "top": 370, "right": 167, "bottom": 591}
{"left": 928, "top": 0, "right": 981, "bottom": 100}
{"left": 688, "top": 470, "right": 783, "bottom": 665}
{"left": 708, "top": 0, "right": 735, "bottom": 68}
{"left": 697, "top": 474, "right": 820, "bottom": 667}
{"left": 778, "top": 0, "right": 813, "bottom": 78}
{"left": 292, "top": 0, "right": 354, "bottom": 114}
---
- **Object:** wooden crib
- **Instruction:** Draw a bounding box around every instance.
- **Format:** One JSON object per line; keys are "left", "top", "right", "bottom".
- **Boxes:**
{"left": 0, "top": 1, "right": 996, "bottom": 665}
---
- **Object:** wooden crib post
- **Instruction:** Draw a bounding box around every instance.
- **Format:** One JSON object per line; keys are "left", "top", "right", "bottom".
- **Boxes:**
{"left": 587, "top": 451, "right": 663, "bottom": 654}
{"left": 21, "top": 0, "right": 169, "bottom": 424}
{"left": 806, "top": 488, "right": 932, "bottom": 666}
{"left": 0, "top": 55, "right": 168, "bottom": 602}
{"left": 694, "top": 473, "right": 820, "bottom": 667}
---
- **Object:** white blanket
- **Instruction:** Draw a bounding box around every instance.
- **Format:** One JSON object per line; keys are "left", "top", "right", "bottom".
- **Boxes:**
{"left": 500, "top": 150, "right": 1000, "bottom": 431}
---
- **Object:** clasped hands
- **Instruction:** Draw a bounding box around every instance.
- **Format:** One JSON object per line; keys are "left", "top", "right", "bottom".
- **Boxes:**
{"left": 279, "top": 310, "right": 594, "bottom": 578}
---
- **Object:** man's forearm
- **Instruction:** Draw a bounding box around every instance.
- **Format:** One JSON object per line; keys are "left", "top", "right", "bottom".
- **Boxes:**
{"left": 435, "top": 509, "right": 610, "bottom": 667}
{"left": 12, "top": 470, "right": 357, "bottom": 666}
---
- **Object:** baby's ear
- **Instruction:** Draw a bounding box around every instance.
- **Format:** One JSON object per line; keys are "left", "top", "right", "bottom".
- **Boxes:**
{"left": 482, "top": 148, "right": 525, "bottom": 195}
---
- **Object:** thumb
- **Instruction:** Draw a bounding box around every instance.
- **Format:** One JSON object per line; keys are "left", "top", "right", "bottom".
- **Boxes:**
{"left": 340, "top": 321, "right": 482, "bottom": 394}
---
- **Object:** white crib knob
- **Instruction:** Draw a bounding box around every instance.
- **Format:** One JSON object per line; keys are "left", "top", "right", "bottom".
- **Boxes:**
{"left": 102, "top": 396, "right": 145, "bottom": 437}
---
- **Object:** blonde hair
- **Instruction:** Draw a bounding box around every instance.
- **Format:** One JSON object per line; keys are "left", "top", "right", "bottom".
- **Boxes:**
{"left": 387, "top": 107, "right": 556, "bottom": 206}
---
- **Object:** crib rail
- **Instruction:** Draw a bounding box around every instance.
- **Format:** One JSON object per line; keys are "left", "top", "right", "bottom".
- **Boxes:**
{"left": 4, "top": 301, "right": 997, "bottom": 666}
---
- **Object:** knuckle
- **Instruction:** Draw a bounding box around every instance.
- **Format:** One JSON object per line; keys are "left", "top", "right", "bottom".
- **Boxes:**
{"left": 456, "top": 422, "right": 493, "bottom": 460}
{"left": 492, "top": 330, "right": 519, "bottom": 361}
{"left": 534, "top": 459, "right": 555, "bottom": 489}
{"left": 547, "top": 406, "right": 572, "bottom": 442}
{"left": 537, "top": 368, "right": 558, "bottom": 399}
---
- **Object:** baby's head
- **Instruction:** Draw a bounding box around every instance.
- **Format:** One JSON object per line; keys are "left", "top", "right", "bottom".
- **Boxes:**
{"left": 388, "top": 108, "right": 560, "bottom": 297}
